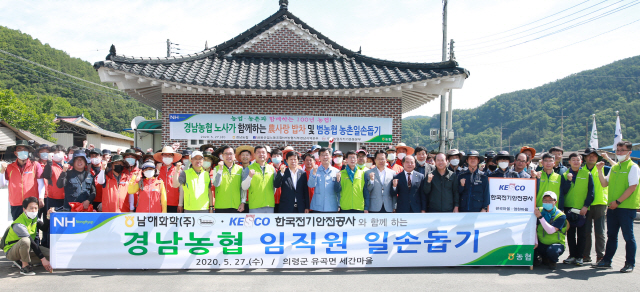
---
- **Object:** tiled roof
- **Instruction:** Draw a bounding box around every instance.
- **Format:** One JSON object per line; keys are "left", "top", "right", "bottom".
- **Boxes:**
{"left": 94, "top": 8, "right": 468, "bottom": 91}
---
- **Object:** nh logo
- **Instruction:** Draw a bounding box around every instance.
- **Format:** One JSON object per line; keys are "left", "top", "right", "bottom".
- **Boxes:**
{"left": 53, "top": 217, "right": 76, "bottom": 227}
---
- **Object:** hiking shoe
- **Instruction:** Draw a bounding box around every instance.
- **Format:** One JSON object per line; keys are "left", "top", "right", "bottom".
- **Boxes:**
{"left": 620, "top": 264, "right": 634, "bottom": 273}
{"left": 19, "top": 265, "right": 35, "bottom": 276}
{"left": 575, "top": 258, "right": 584, "bottom": 266}
{"left": 592, "top": 260, "right": 612, "bottom": 269}
{"left": 12, "top": 260, "right": 22, "bottom": 269}
{"left": 563, "top": 257, "right": 576, "bottom": 265}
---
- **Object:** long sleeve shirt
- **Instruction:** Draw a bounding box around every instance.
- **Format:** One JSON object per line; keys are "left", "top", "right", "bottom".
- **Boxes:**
{"left": 307, "top": 164, "right": 341, "bottom": 212}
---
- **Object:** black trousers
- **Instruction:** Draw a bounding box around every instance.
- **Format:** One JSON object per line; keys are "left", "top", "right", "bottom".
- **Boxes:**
{"left": 166, "top": 206, "right": 178, "bottom": 213}
{"left": 216, "top": 208, "right": 240, "bottom": 213}
{"left": 565, "top": 208, "right": 588, "bottom": 259}
{"left": 11, "top": 206, "right": 22, "bottom": 221}
{"left": 40, "top": 198, "right": 64, "bottom": 248}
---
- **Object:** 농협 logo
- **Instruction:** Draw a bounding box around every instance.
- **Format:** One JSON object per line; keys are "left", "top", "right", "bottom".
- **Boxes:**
{"left": 508, "top": 253, "right": 515, "bottom": 260}
{"left": 125, "top": 216, "right": 135, "bottom": 227}
{"left": 198, "top": 216, "right": 216, "bottom": 227}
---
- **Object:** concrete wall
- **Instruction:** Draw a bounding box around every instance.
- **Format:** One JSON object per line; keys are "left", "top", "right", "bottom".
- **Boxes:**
{"left": 101, "top": 136, "right": 133, "bottom": 151}
{"left": 51, "top": 133, "right": 73, "bottom": 148}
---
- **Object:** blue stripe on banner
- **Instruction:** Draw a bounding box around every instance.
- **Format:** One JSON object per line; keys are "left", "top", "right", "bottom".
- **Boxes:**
{"left": 50, "top": 213, "right": 125, "bottom": 234}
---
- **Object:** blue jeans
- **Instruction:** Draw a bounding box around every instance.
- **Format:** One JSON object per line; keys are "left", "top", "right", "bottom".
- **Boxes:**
{"left": 536, "top": 243, "right": 565, "bottom": 263}
{"left": 603, "top": 208, "right": 637, "bottom": 266}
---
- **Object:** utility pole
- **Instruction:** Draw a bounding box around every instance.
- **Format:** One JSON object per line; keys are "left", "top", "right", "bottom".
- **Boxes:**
{"left": 556, "top": 108, "right": 568, "bottom": 149}
{"left": 446, "top": 39, "right": 455, "bottom": 150}
{"left": 499, "top": 123, "right": 508, "bottom": 151}
{"left": 167, "top": 39, "right": 170, "bottom": 58}
{"left": 439, "top": 0, "right": 448, "bottom": 153}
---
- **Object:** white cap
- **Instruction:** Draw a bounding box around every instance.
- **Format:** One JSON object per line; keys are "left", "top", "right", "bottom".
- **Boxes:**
{"left": 191, "top": 151, "right": 204, "bottom": 159}
{"left": 542, "top": 191, "right": 557, "bottom": 201}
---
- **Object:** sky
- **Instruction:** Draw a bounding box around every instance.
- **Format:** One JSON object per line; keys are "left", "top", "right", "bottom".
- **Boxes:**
{"left": 1, "top": 0, "right": 639, "bottom": 118}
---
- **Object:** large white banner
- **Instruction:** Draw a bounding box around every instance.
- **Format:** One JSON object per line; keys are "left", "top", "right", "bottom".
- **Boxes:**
{"left": 169, "top": 114, "right": 393, "bottom": 143}
{"left": 488, "top": 178, "right": 537, "bottom": 213}
{"left": 50, "top": 213, "right": 535, "bottom": 269}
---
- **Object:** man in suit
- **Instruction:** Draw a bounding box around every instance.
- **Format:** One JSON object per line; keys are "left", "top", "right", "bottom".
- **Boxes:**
{"left": 274, "top": 151, "right": 309, "bottom": 213}
{"left": 365, "top": 150, "right": 396, "bottom": 213}
{"left": 391, "top": 155, "right": 426, "bottom": 213}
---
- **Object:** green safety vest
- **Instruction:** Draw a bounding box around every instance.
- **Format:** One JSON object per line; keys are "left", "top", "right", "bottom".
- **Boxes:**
{"left": 339, "top": 167, "right": 365, "bottom": 211}
{"left": 562, "top": 167, "right": 591, "bottom": 209}
{"left": 213, "top": 164, "right": 243, "bottom": 209}
{"left": 608, "top": 159, "right": 640, "bottom": 209}
{"left": 248, "top": 163, "right": 276, "bottom": 209}
{"left": 183, "top": 168, "right": 211, "bottom": 211}
{"left": 536, "top": 207, "right": 568, "bottom": 245}
{"left": 3, "top": 213, "right": 38, "bottom": 253}
{"left": 587, "top": 165, "right": 608, "bottom": 206}
{"left": 537, "top": 171, "right": 562, "bottom": 207}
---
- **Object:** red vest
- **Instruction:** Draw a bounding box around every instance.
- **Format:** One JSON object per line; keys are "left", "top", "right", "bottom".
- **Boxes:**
{"left": 135, "top": 178, "right": 164, "bottom": 213}
{"left": 102, "top": 171, "right": 135, "bottom": 213}
{"left": 158, "top": 165, "right": 179, "bottom": 206}
{"left": 269, "top": 162, "right": 282, "bottom": 204}
{"left": 46, "top": 163, "right": 65, "bottom": 200}
{"left": 89, "top": 167, "right": 104, "bottom": 203}
{"left": 6, "top": 160, "right": 39, "bottom": 206}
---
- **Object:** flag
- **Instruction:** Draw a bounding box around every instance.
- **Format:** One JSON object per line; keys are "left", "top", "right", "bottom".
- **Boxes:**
{"left": 589, "top": 115, "right": 598, "bottom": 149}
{"left": 614, "top": 112, "right": 623, "bottom": 146}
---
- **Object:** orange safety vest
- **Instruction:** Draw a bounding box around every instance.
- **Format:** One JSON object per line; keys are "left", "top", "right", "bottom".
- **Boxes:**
{"left": 158, "top": 165, "right": 179, "bottom": 206}
{"left": 135, "top": 178, "right": 164, "bottom": 213}
{"left": 102, "top": 171, "right": 135, "bottom": 212}
{"left": 46, "top": 163, "right": 65, "bottom": 200}
{"left": 6, "top": 160, "right": 39, "bottom": 206}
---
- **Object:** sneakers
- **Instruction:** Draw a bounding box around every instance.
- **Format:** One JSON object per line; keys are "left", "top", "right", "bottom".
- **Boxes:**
{"left": 583, "top": 257, "right": 592, "bottom": 263}
{"left": 563, "top": 257, "right": 577, "bottom": 265}
{"left": 620, "top": 264, "right": 634, "bottom": 273}
{"left": 575, "top": 258, "right": 584, "bottom": 266}
{"left": 592, "top": 260, "right": 612, "bottom": 269}
{"left": 19, "top": 265, "right": 36, "bottom": 276}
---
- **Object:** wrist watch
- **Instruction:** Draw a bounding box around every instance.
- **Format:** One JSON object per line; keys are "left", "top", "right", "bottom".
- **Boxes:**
{"left": 537, "top": 215, "right": 543, "bottom": 220}
{"left": 615, "top": 200, "right": 622, "bottom": 205}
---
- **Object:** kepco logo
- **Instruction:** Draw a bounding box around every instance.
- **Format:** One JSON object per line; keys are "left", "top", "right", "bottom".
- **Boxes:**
{"left": 229, "top": 215, "right": 271, "bottom": 227}
{"left": 498, "top": 183, "right": 526, "bottom": 191}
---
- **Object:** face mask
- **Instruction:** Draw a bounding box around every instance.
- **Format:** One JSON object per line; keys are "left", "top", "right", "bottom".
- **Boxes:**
{"left": 125, "top": 158, "right": 136, "bottom": 166}
{"left": 387, "top": 153, "right": 396, "bottom": 161}
{"left": 333, "top": 157, "right": 343, "bottom": 164}
{"left": 40, "top": 152, "right": 49, "bottom": 160}
{"left": 52, "top": 152, "right": 65, "bottom": 162}
{"left": 113, "top": 165, "right": 124, "bottom": 173}
{"left": 17, "top": 151, "right": 29, "bottom": 160}
{"left": 313, "top": 153, "right": 319, "bottom": 160}
{"left": 356, "top": 163, "right": 365, "bottom": 169}
{"left": 617, "top": 154, "right": 628, "bottom": 162}
{"left": 542, "top": 203, "right": 554, "bottom": 211}
{"left": 397, "top": 153, "right": 406, "bottom": 160}
{"left": 450, "top": 159, "right": 460, "bottom": 166}
{"left": 91, "top": 157, "right": 102, "bottom": 165}
{"left": 163, "top": 157, "right": 174, "bottom": 165}
{"left": 488, "top": 164, "right": 497, "bottom": 171}
{"left": 417, "top": 160, "right": 426, "bottom": 166}
{"left": 143, "top": 170, "right": 155, "bottom": 178}
{"left": 26, "top": 211, "right": 38, "bottom": 220}
{"left": 498, "top": 162, "right": 509, "bottom": 169}
{"left": 182, "top": 159, "right": 191, "bottom": 167}
{"left": 203, "top": 161, "right": 212, "bottom": 169}
{"left": 365, "top": 162, "right": 373, "bottom": 168}
{"left": 271, "top": 157, "right": 282, "bottom": 165}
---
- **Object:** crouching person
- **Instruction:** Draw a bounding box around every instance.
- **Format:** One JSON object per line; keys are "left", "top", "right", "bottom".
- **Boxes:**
{"left": 535, "top": 191, "right": 568, "bottom": 270}
{"left": 2, "top": 197, "right": 53, "bottom": 275}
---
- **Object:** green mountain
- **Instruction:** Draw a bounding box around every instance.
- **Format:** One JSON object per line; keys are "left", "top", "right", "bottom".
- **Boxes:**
{"left": 402, "top": 55, "right": 640, "bottom": 154}
{"left": 0, "top": 26, "right": 155, "bottom": 140}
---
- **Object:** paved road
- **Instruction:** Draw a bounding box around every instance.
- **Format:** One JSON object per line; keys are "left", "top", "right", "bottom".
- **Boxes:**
{"left": 2, "top": 221, "right": 639, "bottom": 291}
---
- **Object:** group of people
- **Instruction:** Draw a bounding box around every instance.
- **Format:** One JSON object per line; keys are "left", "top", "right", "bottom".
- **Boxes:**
{"left": 1, "top": 139, "right": 637, "bottom": 275}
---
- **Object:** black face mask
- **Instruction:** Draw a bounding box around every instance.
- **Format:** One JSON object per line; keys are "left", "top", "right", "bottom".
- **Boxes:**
{"left": 488, "top": 165, "right": 497, "bottom": 171}
{"left": 114, "top": 165, "right": 124, "bottom": 173}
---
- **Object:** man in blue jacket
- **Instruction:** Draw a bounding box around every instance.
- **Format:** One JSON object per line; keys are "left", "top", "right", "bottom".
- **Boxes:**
{"left": 458, "top": 150, "right": 490, "bottom": 212}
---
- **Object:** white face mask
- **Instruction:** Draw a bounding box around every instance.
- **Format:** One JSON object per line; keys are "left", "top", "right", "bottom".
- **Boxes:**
{"left": 143, "top": 170, "right": 155, "bottom": 178}
{"left": 203, "top": 161, "right": 212, "bottom": 169}
{"left": 617, "top": 154, "right": 628, "bottom": 162}
{"left": 91, "top": 157, "right": 102, "bottom": 165}
{"left": 182, "top": 159, "right": 191, "bottom": 167}
{"left": 387, "top": 153, "right": 396, "bottom": 161}
{"left": 17, "top": 151, "right": 29, "bottom": 160}
{"left": 26, "top": 211, "right": 38, "bottom": 219}
{"left": 417, "top": 160, "right": 426, "bottom": 166}
{"left": 125, "top": 158, "right": 137, "bottom": 166}
{"left": 271, "top": 157, "right": 282, "bottom": 165}
{"left": 450, "top": 159, "right": 460, "bottom": 166}
{"left": 163, "top": 157, "right": 174, "bottom": 165}
{"left": 53, "top": 152, "right": 65, "bottom": 162}
{"left": 397, "top": 153, "right": 406, "bottom": 160}
{"left": 365, "top": 162, "right": 373, "bottom": 168}
{"left": 333, "top": 157, "right": 343, "bottom": 164}
{"left": 498, "top": 161, "right": 509, "bottom": 169}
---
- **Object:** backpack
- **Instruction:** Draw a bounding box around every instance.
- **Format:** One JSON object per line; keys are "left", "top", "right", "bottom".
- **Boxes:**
{"left": 0, "top": 226, "right": 10, "bottom": 250}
